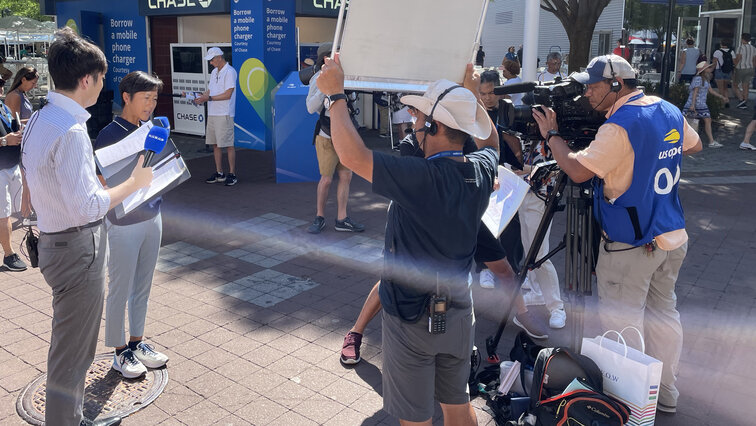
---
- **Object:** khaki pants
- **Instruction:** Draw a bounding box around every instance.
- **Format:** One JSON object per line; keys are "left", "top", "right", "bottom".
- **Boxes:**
{"left": 596, "top": 240, "right": 687, "bottom": 408}
{"left": 519, "top": 191, "right": 563, "bottom": 312}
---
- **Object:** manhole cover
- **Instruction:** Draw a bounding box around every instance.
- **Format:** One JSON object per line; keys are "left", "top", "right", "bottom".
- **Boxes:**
{"left": 16, "top": 353, "right": 169, "bottom": 425}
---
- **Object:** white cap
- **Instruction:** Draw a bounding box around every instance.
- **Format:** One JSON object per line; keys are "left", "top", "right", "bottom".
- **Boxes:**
{"left": 400, "top": 80, "right": 491, "bottom": 140}
{"left": 204, "top": 47, "right": 224, "bottom": 61}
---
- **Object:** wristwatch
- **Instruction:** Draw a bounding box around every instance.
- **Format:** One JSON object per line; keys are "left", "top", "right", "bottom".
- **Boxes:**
{"left": 324, "top": 93, "right": 348, "bottom": 110}
{"left": 1, "top": 136, "right": 6, "bottom": 147}
{"left": 546, "top": 129, "right": 561, "bottom": 144}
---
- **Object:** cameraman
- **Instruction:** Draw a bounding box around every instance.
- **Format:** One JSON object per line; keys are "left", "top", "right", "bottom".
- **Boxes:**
{"left": 533, "top": 54, "right": 702, "bottom": 414}
{"left": 316, "top": 56, "right": 498, "bottom": 426}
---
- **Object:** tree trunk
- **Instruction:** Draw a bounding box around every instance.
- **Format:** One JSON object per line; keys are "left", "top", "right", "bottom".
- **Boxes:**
{"left": 566, "top": 28, "right": 595, "bottom": 73}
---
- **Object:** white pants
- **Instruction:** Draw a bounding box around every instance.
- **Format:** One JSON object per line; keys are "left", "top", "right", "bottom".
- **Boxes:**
{"left": 518, "top": 191, "right": 564, "bottom": 312}
{"left": 104, "top": 213, "right": 162, "bottom": 347}
{"left": 596, "top": 240, "right": 687, "bottom": 408}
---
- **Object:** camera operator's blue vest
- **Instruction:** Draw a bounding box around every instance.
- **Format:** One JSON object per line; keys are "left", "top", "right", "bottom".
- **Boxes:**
{"left": 593, "top": 94, "right": 686, "bottom": 246}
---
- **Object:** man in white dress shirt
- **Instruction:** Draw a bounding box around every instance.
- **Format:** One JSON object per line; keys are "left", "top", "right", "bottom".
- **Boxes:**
{"left": 21, "top": 28, "right": 153, "bottom": 426}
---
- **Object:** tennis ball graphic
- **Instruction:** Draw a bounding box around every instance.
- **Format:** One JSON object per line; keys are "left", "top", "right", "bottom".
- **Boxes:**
{"left": 65, "top": 19, "right": 79, "bottom": 35}
{"left": 239, "top": 58, "right": 277, "bottom": 128}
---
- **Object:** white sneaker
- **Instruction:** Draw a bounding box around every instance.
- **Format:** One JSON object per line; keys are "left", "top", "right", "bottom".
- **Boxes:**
{"left": 132, "top": 342, "right": 169, "bottom": 368}
{"left": 112, "top": 349, "right": 147, "bottom": 379}
{"left": 479, "top": 269, "right": 496, "bottom": 289}
{"left": 549, "top": 308, "right": 567, "bottom": 329}
{"left": 708, "top": 141, "right": 723, "bottom": 148}
{"left": 740, "top": 142, "right": 756, "bottom": 151}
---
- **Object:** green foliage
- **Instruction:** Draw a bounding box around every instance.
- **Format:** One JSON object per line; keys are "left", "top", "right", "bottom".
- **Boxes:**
{"left": 0, "top": 0, "right": 52, "bottom": 21}
{"left": 624, "top": 0, "right": 699, "bottom": 40}
{"left": 640, "top": 82, "right": 722, "bottom": 120}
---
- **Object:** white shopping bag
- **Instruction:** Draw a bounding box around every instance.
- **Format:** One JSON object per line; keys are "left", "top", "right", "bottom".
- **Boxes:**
{"left": 581, "top": 327, "right": 663, "bottom": 426}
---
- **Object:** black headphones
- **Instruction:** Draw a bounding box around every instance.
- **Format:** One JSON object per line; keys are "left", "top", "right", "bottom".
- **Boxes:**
{"left": 608, "top": 58, "right": 622, "bottom": 93}
{"left": 423, "top": 85, "right": 463, "bottom": 136}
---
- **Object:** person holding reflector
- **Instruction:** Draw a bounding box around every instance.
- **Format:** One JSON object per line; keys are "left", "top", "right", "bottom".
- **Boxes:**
{"left": 318, "top": 54, "right": 499, "bottom": 425}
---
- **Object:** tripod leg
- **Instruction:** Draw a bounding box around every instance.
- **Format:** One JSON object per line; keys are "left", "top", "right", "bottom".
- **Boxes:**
{"left": 485, "top": 172, "right": 569, "bottom": 361}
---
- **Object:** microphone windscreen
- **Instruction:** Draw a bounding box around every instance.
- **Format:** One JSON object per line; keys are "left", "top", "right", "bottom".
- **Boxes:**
{"left": 154, "top": 116, "right": 171, "bottom": 130}
{"left": 493, "top": 81, "right": 538, "bottom": 96}
{"left": 144, "top": 126, "right": 169, "bottom": 153}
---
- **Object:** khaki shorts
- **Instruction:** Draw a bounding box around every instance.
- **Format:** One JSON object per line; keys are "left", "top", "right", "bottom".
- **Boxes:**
{"left": 733, "top": 68, "right": 755, "bottom": 86}
{"left": 206, "top": 115, "right": 235, "bottom": 148}
{"left": 381, "top": 305, "right": 475, "bottom": 422}
{"left": 315, "top": 134, "right": 348, "bottom": 176}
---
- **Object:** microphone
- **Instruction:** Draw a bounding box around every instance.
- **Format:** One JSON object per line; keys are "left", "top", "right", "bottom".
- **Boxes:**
{"left": 493, "top": 81, "right": 538, "bottom": 96}
{"left": 143, "top": 126, "right": 169, "bottom": 167}
{"left": 152, "top": 116, "right": 170, "bottom": 130}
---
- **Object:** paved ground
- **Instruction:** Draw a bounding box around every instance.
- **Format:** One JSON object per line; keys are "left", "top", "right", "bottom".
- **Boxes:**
{"left": 1, "top": 98, "right": 755, "bottom": 425}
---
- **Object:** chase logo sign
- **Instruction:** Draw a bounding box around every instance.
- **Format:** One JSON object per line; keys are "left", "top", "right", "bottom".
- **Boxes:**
{"left": 297, "top": 0, "right": 350, "bottom": 17}
{"left": 139, "top": 0, "right": 229, "bottom": 16}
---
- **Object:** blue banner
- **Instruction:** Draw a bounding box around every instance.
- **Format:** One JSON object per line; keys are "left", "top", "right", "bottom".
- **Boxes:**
{"left": 232, "top": 0, "right": 297, "bottom": 150}
{"left": 56, "top": 1, "right": 148, "bottom": 107}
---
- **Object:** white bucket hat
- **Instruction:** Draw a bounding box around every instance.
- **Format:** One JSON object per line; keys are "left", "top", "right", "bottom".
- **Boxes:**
{"left": 400, "top": 80, "right": 491, "bottom": 140}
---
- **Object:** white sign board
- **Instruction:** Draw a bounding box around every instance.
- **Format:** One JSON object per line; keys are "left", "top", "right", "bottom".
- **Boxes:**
{"left": 337, "top": 0, "right": 489, "bottom": 93}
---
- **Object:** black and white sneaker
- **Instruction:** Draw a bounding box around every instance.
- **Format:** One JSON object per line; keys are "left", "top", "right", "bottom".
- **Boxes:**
{"left": 224, "top": 173, "right": 238, "bottom": 186}
{"left": 205, "top": 172, "right": 225, "bottom": 184}
{"left": 737, "top": 100, "right": 748, "bottom": 109}
{"left": 3, "top": 253, "right": 27, "bottom": 272}
{"left": 132, "top": 342, "right": 169, "bottom": 368}
{"left": 112, "top": 349, "right": 147, "bottom": 379}
{"left": 307, "top": 216, "right": 326, "bottom": 234}
{"left": 334, "top": 217, "right": 365, "bottom": 232}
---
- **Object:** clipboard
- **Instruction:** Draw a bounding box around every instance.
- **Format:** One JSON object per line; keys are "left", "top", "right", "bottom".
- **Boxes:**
{"left": 95, "top": 127, "right": 191, "bottom": 220}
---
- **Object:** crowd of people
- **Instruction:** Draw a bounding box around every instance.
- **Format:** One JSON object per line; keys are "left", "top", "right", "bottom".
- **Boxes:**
{"left": 9, "top": 23, "right": 756, "bottom": 426}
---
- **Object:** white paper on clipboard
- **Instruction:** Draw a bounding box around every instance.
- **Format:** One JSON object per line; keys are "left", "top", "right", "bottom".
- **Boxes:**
{"left": 335, "top": 0, "right": 489, "bottom": 92}
{"left": 482, "top": 165, "right": 530, "bottom": 238}
{"left": 94, "top": 121, "right": 153, "bottom": 167}
{"left": 120, "top": 155, "right": 188, "bottom": 215}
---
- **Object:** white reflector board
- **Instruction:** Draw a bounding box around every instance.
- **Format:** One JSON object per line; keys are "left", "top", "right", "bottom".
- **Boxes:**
{"left": 336, "top": 0, "right": 489, "bottom": 93}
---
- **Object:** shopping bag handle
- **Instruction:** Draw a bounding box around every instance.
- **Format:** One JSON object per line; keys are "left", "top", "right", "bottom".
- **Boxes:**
{"left": 599, "top": 330, "right": 628, "bottom": 358}
{"left": 619, "top": 326, "right": 646, "bottom": 354}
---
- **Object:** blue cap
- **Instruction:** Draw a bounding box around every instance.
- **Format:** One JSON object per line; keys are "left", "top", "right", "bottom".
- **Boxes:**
{"left": 572, "top": 55, "right": 636, "bottom": 85}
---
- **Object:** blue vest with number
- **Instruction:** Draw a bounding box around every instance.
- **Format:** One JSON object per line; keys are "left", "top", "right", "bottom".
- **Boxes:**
{"left": 593, "top": 95, "right": 686, "bottom": 246}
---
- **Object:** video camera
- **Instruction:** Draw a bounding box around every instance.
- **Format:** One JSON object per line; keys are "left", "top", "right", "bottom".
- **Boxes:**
{"left": 494, "top": 78, "right": 605, "bottom": 149}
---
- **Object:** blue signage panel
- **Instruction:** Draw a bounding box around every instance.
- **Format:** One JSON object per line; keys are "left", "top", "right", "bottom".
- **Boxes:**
{"left": 231, "top": 0, "right": 297, "bottom": 150}
{"left": 56, "top": 1, "right": 148, "bottom": 107}
{"left": 139, "top": 0, "right": 230, "bottom": 16}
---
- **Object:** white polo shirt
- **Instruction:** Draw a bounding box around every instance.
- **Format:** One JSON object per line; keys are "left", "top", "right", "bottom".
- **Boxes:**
{"left": 208, "top": 62, "right": 237, "bottom": 117}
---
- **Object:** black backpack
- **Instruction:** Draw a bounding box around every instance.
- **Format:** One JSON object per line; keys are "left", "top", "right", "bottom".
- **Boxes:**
{"left": 719, "top": 48, "right": 734, "bottom": 73}
{"left": 529, "top": 347, "right": 630, "bottom": 426}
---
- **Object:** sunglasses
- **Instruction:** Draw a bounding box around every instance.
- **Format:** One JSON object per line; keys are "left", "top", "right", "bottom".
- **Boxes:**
{"left": 0, "top": 79, "right": 5, "bottom": 86}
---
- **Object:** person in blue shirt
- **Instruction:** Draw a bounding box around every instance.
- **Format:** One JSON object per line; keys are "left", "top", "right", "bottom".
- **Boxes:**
{"left": 533, "top": 55, "right": 702, "bottom": 415}
{"left": 94, "top": 71, "right": 169, "bottom": 380}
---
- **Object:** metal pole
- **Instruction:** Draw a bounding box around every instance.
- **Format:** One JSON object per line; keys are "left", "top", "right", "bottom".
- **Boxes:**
{"left": 523, "top": 0, "right": 540, "bottom": 81}
{"left": 660, "top": 0, "right": 677, "bottom": 98}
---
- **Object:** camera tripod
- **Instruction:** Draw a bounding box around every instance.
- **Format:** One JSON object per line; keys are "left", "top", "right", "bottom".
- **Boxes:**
{"left": 484, "top": 163, "right": 598, "bottom": 363}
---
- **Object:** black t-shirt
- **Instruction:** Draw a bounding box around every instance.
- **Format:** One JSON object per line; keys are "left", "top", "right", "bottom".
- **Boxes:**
{"left": 373, "top": 147, "right": 498, "bottom": 321}
{"left": 94, "top": 116, "right": 161, "bottom": 226}
{"left": 487, "top": 107, "right": 523, "bottom": 169}
{"left": 0, "top": 103, "right": 19, "bottom": 170}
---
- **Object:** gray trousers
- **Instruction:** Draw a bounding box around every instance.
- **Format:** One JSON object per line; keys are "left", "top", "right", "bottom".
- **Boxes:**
{"left": 596, "top": 241, "right": 687, "bottom": 408}
{"left": 39, "top": 223, "right": 107, "bottom": 426}
{"left": 104, "top": 213, "right": 162, "bottom": 347}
